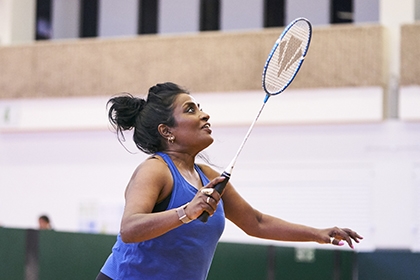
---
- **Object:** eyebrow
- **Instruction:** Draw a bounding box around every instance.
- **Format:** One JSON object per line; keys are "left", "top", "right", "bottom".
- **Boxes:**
{"left": 183, "top": 101, "right": 200, "bottom": 109}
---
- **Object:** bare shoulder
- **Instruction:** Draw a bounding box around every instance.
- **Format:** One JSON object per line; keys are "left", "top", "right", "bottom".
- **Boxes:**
{"left": 136, "top": 154, "right": 169, "bottom": 174}
{"left": 126, "top": 155, "right": 172, "bottom": 198}
{"left": 131, "top": 155, "right": 170, "bottom": 180}
{"left": 123, "top": 155, "right": 174, "bottom": 214}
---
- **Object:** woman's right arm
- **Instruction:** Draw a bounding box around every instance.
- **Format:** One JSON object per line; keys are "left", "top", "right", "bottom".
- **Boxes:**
{"left": 119, "top": 158, "right": 181, "bottom": 243}
{"left": 119, "top": 158, "right": 223, "bottom": 243}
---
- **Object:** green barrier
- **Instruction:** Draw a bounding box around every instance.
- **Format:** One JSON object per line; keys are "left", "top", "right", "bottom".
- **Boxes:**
{"left": 275, "top": 246, "right": 354, "bottom": 280}
{"left": 208, "top": 242, "right": 269, "bottom": 280}
{"left": 0, "top": 228, "right": 26, "bottom": 280}
{"left": 358, "top": 250, "right": 420, "bottom": 280}
{"left": 208, "top": 243, "right": 355, "bottom": 280}
{"left": 38, "top": 230, "right": 116, "bottom": 280}
{"left": 3, "top": 227, "right": 420, "bottom": 280}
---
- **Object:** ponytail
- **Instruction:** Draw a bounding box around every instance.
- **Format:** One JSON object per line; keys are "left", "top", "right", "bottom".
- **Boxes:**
{"left": 108, "top": 93, "right": 146, "bottom": 131}
{"left": 107, "top": 83, "right": 187, "bottom": 154}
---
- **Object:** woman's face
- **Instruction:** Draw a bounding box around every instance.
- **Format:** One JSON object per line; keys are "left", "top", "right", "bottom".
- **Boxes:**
{"left": 169, "top": 93, "right": 213, "bottom": 152}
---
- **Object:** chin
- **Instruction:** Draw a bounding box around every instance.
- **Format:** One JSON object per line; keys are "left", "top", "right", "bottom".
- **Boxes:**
{"left": 203, "top": 137, "right": 214, "bottom": 148}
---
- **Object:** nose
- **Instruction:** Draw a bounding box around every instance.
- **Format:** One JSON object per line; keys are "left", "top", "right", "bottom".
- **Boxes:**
{"left": 200, "top": 110, "right": 210, "bottom": 121}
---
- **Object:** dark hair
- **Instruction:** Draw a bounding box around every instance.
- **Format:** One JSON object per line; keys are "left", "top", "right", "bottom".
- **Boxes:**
{"left": 39, "top": 215, "right": 50, "bottom": 223}
{"left": 107, "top": 82, "right": 188, "bottom": 154}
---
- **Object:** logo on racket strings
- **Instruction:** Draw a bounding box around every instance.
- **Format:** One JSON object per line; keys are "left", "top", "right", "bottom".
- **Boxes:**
{"left": 277, "top": 35, "right": 303, "bottom": 77}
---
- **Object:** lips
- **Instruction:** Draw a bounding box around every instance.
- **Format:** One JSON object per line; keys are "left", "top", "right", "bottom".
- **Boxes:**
{"left": 202, "top": 123, "right": 212, "bottom": 133}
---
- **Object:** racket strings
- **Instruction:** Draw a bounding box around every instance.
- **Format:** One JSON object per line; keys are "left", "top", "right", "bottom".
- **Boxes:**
{"left": 278, "top": 35, "right": 303, "bottom": 74}
{"left": 264, "top": 20, "right": 311, "bottom": 95}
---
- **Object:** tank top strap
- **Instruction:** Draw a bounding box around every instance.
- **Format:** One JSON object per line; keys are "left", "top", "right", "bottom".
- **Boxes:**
{"left": 155, "top": 152, "right": 183, "bottom": 180}
{"left": 194, "top": 164, "right": 210, "bottom": 186}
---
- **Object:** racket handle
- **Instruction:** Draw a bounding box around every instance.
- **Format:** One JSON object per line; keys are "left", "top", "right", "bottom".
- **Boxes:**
{"left": 197, "top": 171, "right": 231, "bottom": 223}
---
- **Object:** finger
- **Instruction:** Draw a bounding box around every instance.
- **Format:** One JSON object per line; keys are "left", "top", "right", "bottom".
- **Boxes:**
{"left": 348, "top": 230, "right": 364, "bottom": 242}
{"left": 329, "top": 237, "right": 344, "bottom": 246}
{"left": 344, "top": 237, "right": 354, "bottom": 249}
{"left": 209, "top": 190, "right": 221, "bottom": 202}
{"left": 200, "top": 187, "right": 221, "bottom": 202}
{"left": 200, "top": 188, "right": 214, "bottom": 196}
{"left": 338, "top": 230, "right": 354, "bottom": 249}
{"left": 342, "top": 228, "right": 364, "bottom": 246}
{"left": 208, "top": 176, "right": 226, "bottom": 188}
{"left": 329, "top": 229, "right": 348, "bottom": 247}
{"left": 200, "top": 176, "right": 225, "bottom": 195}
{"left": 205, "top": 196, "right": 218, "bottom": 211}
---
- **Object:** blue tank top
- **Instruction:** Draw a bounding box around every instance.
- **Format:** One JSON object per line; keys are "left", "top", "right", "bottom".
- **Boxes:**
{"left": 100, "top": 152, "right": 225, "bottom": 280}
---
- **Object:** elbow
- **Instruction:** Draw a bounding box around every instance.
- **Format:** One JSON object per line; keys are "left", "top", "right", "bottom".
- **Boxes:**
{"left": 120, "top": 224, "right": 139, "bottom": 243}
{"left": 120, "top": 228, "right": 133, "bottom": 243}
{"left": 119, "top": 215, "right": 152, "bottom": 243}
{"left": 242, "top": 211, "right": 264, "bottom": 238}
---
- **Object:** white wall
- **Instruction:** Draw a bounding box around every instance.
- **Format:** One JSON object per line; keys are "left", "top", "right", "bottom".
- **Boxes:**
{"left": 212, "top": 120, "right": 420, "bottom": 252}
{"left": 399, "top": 86, "right": 420, "bottom": 121}
{"left": 0, "top": 87, "right": 383, "bottom": 131}
{"left": 0, "top": 89, "right": 419, "bottom": 252}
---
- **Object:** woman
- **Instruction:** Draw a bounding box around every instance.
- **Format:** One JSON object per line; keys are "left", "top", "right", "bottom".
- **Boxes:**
{"left": 97, "top": 82, "right": 362, "bottom": 280}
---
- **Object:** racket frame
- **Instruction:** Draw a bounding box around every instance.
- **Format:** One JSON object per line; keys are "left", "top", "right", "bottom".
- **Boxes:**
{"left": 262, "top": 17, "right": 312, "bottom": 101}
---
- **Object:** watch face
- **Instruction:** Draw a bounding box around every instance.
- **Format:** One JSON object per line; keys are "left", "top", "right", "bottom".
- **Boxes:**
{"left": 181, "top": 215, "right": 191, "bottom": 223}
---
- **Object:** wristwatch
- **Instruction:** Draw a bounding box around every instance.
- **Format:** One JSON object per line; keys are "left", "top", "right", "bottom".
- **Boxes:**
{"left": 176, "top": 203, "right": 192, "bottom": 224}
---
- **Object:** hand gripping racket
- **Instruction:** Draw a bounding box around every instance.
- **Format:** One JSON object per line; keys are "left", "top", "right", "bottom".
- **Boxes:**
{"left": 198, "top": 18, "right": 312, "bottom": 222}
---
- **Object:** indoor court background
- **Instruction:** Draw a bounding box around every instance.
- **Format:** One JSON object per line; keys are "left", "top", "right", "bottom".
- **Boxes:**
{"left": 1, "top": 0, "right": 420, "bottom": 279}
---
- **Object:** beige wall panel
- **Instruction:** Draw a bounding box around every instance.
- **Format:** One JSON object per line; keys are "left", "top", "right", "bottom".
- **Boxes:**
{"left": 0, "top": 46, "right": 35, "bottom": 97}
{"left": 400, "top": 23, "right": 420, "bottom": 86}
{"left": 0, "top": 25, "right": 384, "bottom": 99}
{"left": 297, "top": 24, "right": 384, "bottom": 88}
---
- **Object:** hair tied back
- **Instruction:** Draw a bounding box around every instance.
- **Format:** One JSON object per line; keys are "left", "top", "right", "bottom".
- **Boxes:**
{"left": 134, "top": 97, "right": 146, "bottom": 114}
{"left": 107, "top": 93, "right": 146, "bottom": 132}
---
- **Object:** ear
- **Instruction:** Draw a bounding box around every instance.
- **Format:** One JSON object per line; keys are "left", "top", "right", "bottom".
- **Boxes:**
{"left": 158, "top": 124, "right": 172, "bottom": 139}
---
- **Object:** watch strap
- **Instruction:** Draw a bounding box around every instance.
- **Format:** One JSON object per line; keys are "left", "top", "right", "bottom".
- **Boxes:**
{"left": 176, "top": 203, "right": 192, "bottom": 224}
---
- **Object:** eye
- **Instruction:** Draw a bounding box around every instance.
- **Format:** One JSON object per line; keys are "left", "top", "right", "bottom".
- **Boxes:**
{"left": 184, "top": 102, "right": 201, "bottom": 113}
{"left": 186, "top": 106, "right": 195, "bottom": 113}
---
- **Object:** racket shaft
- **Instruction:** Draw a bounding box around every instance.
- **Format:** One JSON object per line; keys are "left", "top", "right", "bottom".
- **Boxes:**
{"left": 198, "top": 102, "right": 266, "bottom": 223}
{"left": 197, "top": 171, "right": 231, "bottom": 223}
{"left": 231, "top": 101, "right": 266, "bottom": 166}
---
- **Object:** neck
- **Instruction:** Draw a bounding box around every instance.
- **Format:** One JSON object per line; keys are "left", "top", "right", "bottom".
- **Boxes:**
{"left": 164, "top": 151, "right": 196, "bottom": 171}
{"left": 164, "top": 151, "right": 203, "bottom": 189}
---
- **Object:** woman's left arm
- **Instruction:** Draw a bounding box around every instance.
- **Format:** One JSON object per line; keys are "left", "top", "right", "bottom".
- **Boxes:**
{"left": 223, "top": 185, "right": 363, "bottom": 248}
{"left": 199, "top": 165, "right": 363, "bottom": 249}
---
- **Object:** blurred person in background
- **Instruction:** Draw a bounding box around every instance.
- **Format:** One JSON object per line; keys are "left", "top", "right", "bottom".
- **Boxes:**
{"left": 38, "top": 215, "right": 52, "bottom": 230}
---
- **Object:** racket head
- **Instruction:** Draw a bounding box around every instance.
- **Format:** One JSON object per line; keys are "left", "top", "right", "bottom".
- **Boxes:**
{"left": 262, "top": 18, "right": 312, "bottom": 101}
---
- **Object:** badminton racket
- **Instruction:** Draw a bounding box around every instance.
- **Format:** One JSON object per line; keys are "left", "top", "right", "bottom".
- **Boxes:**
{"left": 198, "top": 17, "right": 312, "bottom": 222}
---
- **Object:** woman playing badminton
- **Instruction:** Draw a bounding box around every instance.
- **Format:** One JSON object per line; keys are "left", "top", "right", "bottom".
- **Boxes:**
{"left": 96, "top": 82, "right": 362, "bottom": 280}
